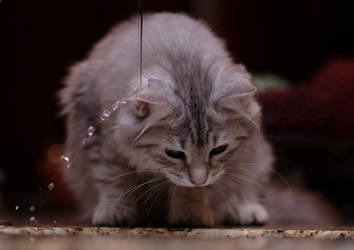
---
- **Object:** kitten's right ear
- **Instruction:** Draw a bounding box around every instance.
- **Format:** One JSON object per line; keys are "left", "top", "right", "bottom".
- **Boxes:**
{"left": 135, "top": 100, "right": 150, "bottom": 118}
{"left": 133, "top": 79, "right": 173, "bottom": 119}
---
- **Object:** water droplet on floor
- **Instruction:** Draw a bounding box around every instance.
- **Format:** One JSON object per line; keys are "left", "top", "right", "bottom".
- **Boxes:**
{"left": 101, "top": 109, "right": 111, "bottom": 120}
{"left": 29, "top": 206, "right": 35, "bottom": 212}
{"left": 15, "top": 205, "right": 19, "bottom": 211}
{"left": 29, "top": 216, "right": 36, "bottom": 223}
{"left": 88, "top": 126, "right": 95, "bottom": 136}
{"left": 48, "top": 183, "right": 55, "bottom": 191}
{"left": 29, "top": 236, "right": 36, "bottom": 242}
{"left": 60, "top": 155, "right": 70, "bottom": 168}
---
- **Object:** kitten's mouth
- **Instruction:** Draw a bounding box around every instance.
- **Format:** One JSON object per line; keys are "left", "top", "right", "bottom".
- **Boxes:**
{"left": 190, "top": 179, "right": 207, "bottom": 186}
{"left": 164, "top": 170, "right": 224, "bottom": 187}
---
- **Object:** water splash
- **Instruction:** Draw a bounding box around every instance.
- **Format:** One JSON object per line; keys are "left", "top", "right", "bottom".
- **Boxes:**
{"left": 29, "top": 216, "right": 36, "bottom": 223}
{"left": 138, "top": 0, "right": 144, "bottom": 92}
{"left": 48, "top": 183, "right": 55, "bottom": 191}
{"left": 74, "top": 2, "right": 143, "bottom": 151}
{"left": 88, "top": 126, "right": 95, "bottom": 136}
{"left": 112, "top": 99, "right": 128, "bottom": 111}
{"left": 101, "top": 109, "right": 112, "bottom": 120}
{"left": 60, "top": 155, "right": 70, "bottom": 169}
{"left": 112, "top": 102, "right": 120, "bottom": 111}
{"left": 81, "top": 138, "right": 88, "bottom": 146}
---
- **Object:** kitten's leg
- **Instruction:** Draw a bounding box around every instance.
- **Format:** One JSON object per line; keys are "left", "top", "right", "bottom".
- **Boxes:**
{"left": 92, "top": 166, "right": 138, "bottom": 226}
{"left": 234, "top": 202, "right": 268, "bottom": 225}
{"left": 213, "top": 194, "right": 269, "bottom": 225}
{"left": 168, "top": 186, "right": 214, "bottom": 227}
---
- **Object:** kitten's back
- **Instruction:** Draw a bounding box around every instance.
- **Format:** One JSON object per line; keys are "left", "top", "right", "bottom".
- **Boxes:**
{"left": 61, "top": 13, "right": 231, "bottom": 113}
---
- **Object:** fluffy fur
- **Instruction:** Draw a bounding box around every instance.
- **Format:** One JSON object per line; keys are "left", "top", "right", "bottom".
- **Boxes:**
{"left": 59, "top": 13, "right": 274, "bottom": 226}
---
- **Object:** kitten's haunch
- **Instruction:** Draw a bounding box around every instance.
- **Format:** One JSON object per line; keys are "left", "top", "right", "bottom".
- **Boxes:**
{"left": 59, "top": 12, "right": 274, "bottom": 226}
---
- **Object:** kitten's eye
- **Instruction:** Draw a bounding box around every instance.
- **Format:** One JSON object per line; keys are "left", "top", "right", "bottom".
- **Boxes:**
{"left": 165, "top": 148, "right": 186, "bottom": 160}
{"left": 209, "top": 144, "right": 228, "bottom": 157}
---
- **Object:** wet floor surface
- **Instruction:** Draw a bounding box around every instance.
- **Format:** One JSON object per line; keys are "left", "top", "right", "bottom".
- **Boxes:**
{"left": 1, "top": 201, "right": 353, "bottom": 249}
{"left": 1, "top": 225, "right": 354, "bottom": 250}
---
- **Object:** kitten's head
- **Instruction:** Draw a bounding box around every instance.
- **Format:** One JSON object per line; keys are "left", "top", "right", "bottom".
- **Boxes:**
{"left": 115, "top": 64, "right": 261, "bottom": 187}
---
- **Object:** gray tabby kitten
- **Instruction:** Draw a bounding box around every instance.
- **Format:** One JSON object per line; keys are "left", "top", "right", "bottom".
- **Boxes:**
{"left": 60, "top": 13, "right": 274, "bottom": 226}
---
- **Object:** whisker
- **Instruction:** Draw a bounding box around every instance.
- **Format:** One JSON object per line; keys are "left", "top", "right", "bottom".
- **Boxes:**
{"left": 71, "top": 169, "right": 162, "bottom": 194}
{"left": 146, "top": 181, "right": 171, "bottom": 215}
{"left": 222, "top": 176, "right": 274, "bottom": 204}
{"left": 143, "top": 179, "right": 169, "bottom": 206}
{"left": 100, "top": 169, "right": 160, "bottom": 185}
{"left": 223, "top": 174, "right": 266, "bottom": 189}
{"left": 117, "top": 177, "right": 165, "bottom": 206}
{"left": 236, "top": 162, "right": 290, "bottom": 188}
{"left": 169, "top": 184, "right": 178, "bottom": 220}
{"left": 134, "top": 178, "right": 167, "bottom": 204}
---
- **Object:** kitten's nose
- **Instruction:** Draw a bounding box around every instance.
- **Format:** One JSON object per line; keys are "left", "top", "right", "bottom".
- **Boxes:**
{"left": 190, "top": 168, "right": 207, "bottom": 185}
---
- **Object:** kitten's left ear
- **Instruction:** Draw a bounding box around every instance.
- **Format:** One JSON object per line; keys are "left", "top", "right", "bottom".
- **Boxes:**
{"left": 216, "top": 82, "right": 260, "bottom": 120}
{"left": 219, "top": 82, "right": 257, "bottom": 99}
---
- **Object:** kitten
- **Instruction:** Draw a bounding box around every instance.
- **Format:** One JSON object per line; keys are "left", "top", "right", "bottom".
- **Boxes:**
{"left": 59, "top": 12, "right": 274, "bottom": 226}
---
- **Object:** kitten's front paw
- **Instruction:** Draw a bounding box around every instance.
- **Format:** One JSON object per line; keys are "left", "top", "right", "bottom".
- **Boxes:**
{"left": 236, "top": 203, "right": 269, "bottom": 225}
{"left": 189, "top": 208, "right": 215, "bottom": 227}
{"left": 168, "top": 207, "right": 215, "bottom": 227}
{"left": 92, "top": 202, "right": 137, "bottom": 226}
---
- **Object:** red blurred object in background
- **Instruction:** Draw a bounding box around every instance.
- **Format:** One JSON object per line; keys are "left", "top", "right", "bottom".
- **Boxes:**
{"left": 258, "top": 57, "right": 354, "bottom": 137}
{"left": 38, "top": 143, "right": 76, "bottom": 207}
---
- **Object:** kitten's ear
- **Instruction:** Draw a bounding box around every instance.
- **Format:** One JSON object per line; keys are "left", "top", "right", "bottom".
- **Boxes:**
{"left": 133, "top": 79, "right": 172, "bottom": 118}
{"left": 218, "top": 82, "right": 257, "bottom": 100}
{"left": 135, "top": 100, "right": 150, "bottom": 118}
{"left": 216, "top": 82, "right": 260, "bottom": 122}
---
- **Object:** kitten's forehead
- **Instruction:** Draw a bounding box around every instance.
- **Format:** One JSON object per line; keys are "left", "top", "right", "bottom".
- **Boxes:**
{"left": 178, "top": 113, "right": 214, "bottom": 148}
{"left": 163, "top": 51, "right": 216, "bottom": 148}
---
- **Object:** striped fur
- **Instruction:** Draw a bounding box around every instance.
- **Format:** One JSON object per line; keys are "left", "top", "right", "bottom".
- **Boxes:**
{"left": 59, "top": 13, "right": 274, "bottom": 226}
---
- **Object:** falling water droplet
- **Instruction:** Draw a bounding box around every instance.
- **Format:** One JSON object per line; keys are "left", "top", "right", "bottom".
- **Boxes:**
{"left": 81, "top": 137, "right": 88, "bottom": 147}
{"left": 15, "top": 205, "right": 19, "bottom": 211}
{"left": 60, "top": 155, "right": 70, "bottom": 168}
{"left": 121, "top": 98, "right": 128, "bottom": 104}
{"left": 29, "top": 216, "right": 36, "bottom": 223}
{"left": 53, "top": 220, "right": 57, "bottom": 224}
{"left": 112, "top": 102, "right": 120, "bottom": 111}
{"left": 48, "top": 183, "right": 55, "bottom": 191}
{"left": 113, "top": 99, "right": 128, "bottom": 111}
{"left": 101, "top": 109, "right": 111, "bottom": 120}
{"left": 29, "top": 206, "right": 35, "bottom": 212}
{"left": 38, "top": 187, "right": 42, "bottom": 191}
{"left": 88, "top": 126, "right": 95, "bottom": 136}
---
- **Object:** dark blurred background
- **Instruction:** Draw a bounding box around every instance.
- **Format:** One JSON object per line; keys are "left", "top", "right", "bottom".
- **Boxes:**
{"left": 2, "top": 0, "right": 354, "bottom": 225}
